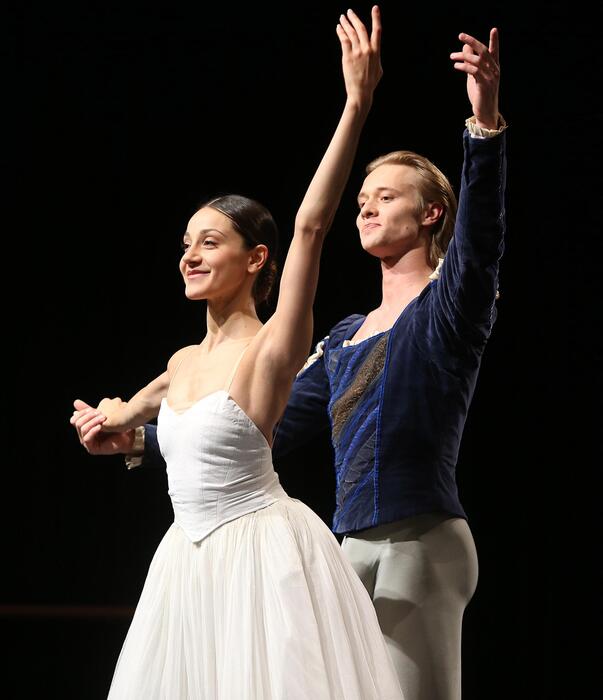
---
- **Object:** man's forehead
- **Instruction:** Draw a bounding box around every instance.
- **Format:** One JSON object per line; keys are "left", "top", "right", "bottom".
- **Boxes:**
{"left": 360, "top": 163, "right": 420, "bottom": 192}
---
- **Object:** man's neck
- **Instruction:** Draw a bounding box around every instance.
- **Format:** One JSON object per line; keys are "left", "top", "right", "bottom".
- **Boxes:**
{"left": 350, "top": 249, "right": 434, "bottom": 343}
{"left": 378, "top": 248, "right": 433, "bottom": 315}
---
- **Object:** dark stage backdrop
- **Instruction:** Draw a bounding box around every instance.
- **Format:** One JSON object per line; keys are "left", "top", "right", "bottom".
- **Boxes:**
{"left": 4, "top": 1, "right": 596, "bottom": 698}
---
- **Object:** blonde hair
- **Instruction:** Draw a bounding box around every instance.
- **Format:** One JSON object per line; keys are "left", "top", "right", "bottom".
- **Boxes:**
{"left": 365, "top": 151, "right": 458, "bottom": 269}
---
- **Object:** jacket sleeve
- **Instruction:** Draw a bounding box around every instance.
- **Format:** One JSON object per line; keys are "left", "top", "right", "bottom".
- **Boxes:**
{"left": 427, "top": 129, "right": 507, "bottom": 355}
{"left": 138, "top": 423, "right": 165, "bottom": 470}
{"left": 272, "top": 338, "right": 332, "bottom": 459}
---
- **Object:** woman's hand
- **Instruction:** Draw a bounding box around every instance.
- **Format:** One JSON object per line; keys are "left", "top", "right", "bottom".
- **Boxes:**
{"left": 96, "top": 396, "right": 129, "bottom": 431}
{"left": 71, "top": 399, "right": 136, "bottom": 455}
{"left": 337, "top": 6, "right": 382, "bottom": 107}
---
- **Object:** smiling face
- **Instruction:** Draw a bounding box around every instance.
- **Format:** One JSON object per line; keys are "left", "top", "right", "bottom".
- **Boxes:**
{"left": 179, "top": 207, "right": 255, "bottom": 302}
{"left": 356, "top": 163, "right": 431, "bottom": 260}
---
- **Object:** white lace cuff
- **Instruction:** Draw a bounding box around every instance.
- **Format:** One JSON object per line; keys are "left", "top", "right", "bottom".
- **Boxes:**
{"left": 125, "top": 426, "right": 145, "bottom": 470}
{"left": 465, "top": 114, "right": 507, "bottom": 139}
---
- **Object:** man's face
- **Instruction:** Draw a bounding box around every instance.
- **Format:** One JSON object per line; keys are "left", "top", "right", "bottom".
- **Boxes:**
{"left": 356, "top": 163, "right": 428, "bottom": 260}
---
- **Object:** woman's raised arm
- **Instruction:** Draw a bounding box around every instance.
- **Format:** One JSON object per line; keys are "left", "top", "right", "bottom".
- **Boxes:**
{"left": 264, "top": 6, "right": 382, "bottom": 375}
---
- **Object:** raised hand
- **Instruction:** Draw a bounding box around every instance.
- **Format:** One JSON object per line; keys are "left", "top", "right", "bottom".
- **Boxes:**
{"left": 450, "top": 28, "right": 500, "bottom": 129}
{"left": 337, "top": 6, "right": 383, "bottom": 105}
{"left": 70, "top": 399, "right": 135, "bottom": 455}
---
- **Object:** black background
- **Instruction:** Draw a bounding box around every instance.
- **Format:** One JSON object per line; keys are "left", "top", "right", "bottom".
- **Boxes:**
{"left": 4, "top": 0, "right": 598, "bottom": 698}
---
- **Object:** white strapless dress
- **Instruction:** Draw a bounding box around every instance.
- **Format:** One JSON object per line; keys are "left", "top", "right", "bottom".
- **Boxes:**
{"left": 107, "top": 390, "right": 404, "bottom": 699}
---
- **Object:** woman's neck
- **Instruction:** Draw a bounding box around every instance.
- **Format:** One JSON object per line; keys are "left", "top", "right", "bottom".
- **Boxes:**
{"left": 203, "top": 298, "right": 262, "bottom": 351}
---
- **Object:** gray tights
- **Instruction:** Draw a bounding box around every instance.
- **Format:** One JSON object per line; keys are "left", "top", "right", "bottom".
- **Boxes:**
{"left": 342, "top": 514, "right": 478, "bottom": 700}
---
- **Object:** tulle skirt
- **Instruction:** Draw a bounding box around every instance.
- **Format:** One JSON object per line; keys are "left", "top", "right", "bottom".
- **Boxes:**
{"left": 107, "top": 496, "right": 404, "bottom": 699}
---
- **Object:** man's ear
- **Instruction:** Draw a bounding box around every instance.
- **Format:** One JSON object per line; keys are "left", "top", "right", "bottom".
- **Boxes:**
{"left": 422, "top": 202, "right": 444, "bottom": 227}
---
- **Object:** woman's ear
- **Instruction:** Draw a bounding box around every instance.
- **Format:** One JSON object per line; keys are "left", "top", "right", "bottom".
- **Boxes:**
{"left": 247, "top": 244, "right": 269, "bottom": 274}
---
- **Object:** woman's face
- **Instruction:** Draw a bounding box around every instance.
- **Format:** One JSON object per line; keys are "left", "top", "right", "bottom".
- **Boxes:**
{"left": 180, "top": 207, "right": 252, "bottom": 301}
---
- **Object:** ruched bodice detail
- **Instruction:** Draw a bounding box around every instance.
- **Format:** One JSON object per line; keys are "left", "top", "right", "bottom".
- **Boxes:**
{"left": 158, "top": 389, "right": 286, "bottom": 543}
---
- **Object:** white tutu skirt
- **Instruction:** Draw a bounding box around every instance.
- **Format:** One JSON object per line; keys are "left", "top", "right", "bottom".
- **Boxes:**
{"left": 108, "top": 496, "right": 403, "bottom": 699}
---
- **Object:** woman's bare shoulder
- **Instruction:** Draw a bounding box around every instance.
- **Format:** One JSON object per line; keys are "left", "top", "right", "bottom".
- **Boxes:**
{"left": 167, "top": 344, "right": 198, "bottom": 375}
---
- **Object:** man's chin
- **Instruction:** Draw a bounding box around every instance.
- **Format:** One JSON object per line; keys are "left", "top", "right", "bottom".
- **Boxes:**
{"left": 360, "top": 240, "right": 388, "bottom": 258}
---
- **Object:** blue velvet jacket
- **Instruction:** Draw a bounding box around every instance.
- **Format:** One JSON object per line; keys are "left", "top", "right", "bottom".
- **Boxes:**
{"left": 141, "top": 129, "right": 507, "bottom": 535}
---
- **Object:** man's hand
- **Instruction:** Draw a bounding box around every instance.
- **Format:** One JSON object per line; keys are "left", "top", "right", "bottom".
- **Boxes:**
{"left": 450, "top": 28, "right": 500, "bottom": 130}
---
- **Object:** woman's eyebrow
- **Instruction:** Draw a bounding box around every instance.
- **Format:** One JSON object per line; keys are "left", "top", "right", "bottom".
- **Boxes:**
{"left": 183, "top": 228, "right": 227, "bottom": 239}
{"left": 199, "top": 228, "right": 226, "bottom": 237}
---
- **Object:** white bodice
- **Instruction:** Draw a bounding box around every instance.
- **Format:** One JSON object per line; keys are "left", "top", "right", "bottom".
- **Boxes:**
{"left": 158, "top": 389, "right": 286, "bottom": 543}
